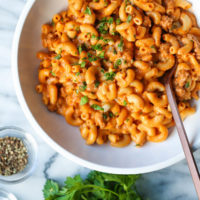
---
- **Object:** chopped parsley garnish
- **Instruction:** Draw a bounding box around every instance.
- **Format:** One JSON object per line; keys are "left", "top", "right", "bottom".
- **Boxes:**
{"left": 80, "top": 96, "right": 89, "bottom": 105}
{"left": 92, "top": 44, "right": 103, "bottom": 51}
{"left": 104, "top": 71, "right": 116, "bottom": 81}
{"left": 123, "top": 100, "right": 127, "bottom": 106}
{"left": 78, "top": 45, "right": 83, "bottom": 54}
{"left": 97, "top": 18, "right": 109, "bottom": 34}
{"left": 118, "top": 39, "right": 124, "bottom": 52}
{"left": 91, "top": 104, "right": 104, "bottom": 111}
{"left": 185, "top": 82, "right": 190, "bottom": 88}
{"left": 104, "top": 0, "right": 108, "bottom": 6}
{"left": 101, "top": 68, "right": 105, "bottom": 73}
{"left": 150, "top": 45, "right": 156, "bottom": 49}
{"left": 95, "top": 81, "right": 100, "bottom": 88}
{"left": 113, "top": 49, "right": 117, "bottom": 54}
{"left": 85, "top": 7, "right": 92, "bottom": 15}
{"left": 50, "top": 71, "right": 56, "bottom": 76}
{"left": 136, "top": 144, "right": 141, "bottom": 147}
{"left": 98, "top": 51, "right": 105, "bottom": 59}
{"left": 75, "top": 72, "right": 80, "bottom": 76}
{"left": 116, "top": 18, "right": 121, "bottom": 25}
{"left": 79, "top": 82, "right": 87, "bottom": 92}
{"left": 81, "top": 61, "right": 86, "bottom": 68}
{"left": 91, "top": 34, "right": 97, "bottom": 39}
{"left": 54, "top": 54, "right": 61, "bottom": 60}
{"left": 51, "top": 20, "right": 55, "bottom": 26}
{"left": 125, "top": 119, "right": 129, "bottom": 122}
{"left": 103, "top": 113, "right": 108, "bottom": 120}
{"left": 88, "top": 55, "right": 98, "bottom": 62}
{"left": 127, "top": 15, "right": 132, "bottom": 23}
{"left": 114, "top": 59, "right": 122, "bottom": 69}
{"left": 108, "top": 17, "right": 114, "bottom": 24}
{"left": 109, "top": 112, "right": 114, "bottom": 118}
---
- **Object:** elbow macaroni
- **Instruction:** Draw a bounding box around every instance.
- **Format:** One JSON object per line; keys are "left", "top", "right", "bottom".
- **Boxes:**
{"left": 36, "top": 0, "right": 200, "bottom": 148}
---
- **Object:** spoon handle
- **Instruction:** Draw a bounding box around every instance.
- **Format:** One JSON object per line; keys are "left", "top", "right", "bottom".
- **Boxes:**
{"left": 165, "top": 82, "right": 200, "bottom": 199}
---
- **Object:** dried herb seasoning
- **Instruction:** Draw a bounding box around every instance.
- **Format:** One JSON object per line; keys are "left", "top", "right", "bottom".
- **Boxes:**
{"left": 0, "top": 137, "right": 28, "bottom": 176}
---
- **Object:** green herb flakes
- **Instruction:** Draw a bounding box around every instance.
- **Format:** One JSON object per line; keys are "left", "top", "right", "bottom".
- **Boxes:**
{"left": 104, "top": 71, "right": 116, "bottom": 81}
{"left": 116, "top": 18, "right": 121, "bottom": 25}
{"left": 91, "top": 104, "right": 104, "bottom": 111}
{"left": 99, "top": 51, "right": 105, "bottom": 58}
{"left": 123, "top": 100, "right": 127, "bottom": 106}
{"left": 185, "top": 82, "right": 190, "bottom": 88}
{"left": 127, "top": 15, "right": 132, "bottom": 23}
{"left": 118, "top": 39, "right": 124, "bottom": 52}
{"left": 114, "top": 59, "right": 122, "bottom": 69}
{"left": 80, "top": 96, "right": 89, "bottom": 105}
{"left": 79, "top": 82, "right": 87, "bottom": 92}
{"left": 95, "top": 81, "right": 100, "bottom": 88}
{"left": 85, "top": 7, "right": 92, "bottom": 15}
{"left": 50, "top": 71, "right": 56, "bottom": 76}
{"left": 103, "top": 113, "right": 108, "bottom": 120}
{"left": 92, "top": 44, "right": 103, "bottom": 51}
{"left": 54, "top": 54, "right": 61, "bottom": 60}
{"left": 81, "top": 61, "right": 86, "bottom": 68}
{"left": 75, "top": 72, "right": 80, "bottom": 76}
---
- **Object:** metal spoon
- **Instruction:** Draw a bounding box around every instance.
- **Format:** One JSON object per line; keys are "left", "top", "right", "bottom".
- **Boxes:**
{"left": 164, "top": 63, "right": 200, "bottom": 199}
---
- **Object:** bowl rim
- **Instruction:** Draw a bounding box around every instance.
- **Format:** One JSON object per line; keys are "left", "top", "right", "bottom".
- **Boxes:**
{"left": 11, "top": 0, "right": 187, "bottom": 174}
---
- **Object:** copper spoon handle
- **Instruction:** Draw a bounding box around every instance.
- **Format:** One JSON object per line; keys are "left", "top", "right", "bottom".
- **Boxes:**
{"left": 165, "top": 82, "right": 200, "bottom": 199}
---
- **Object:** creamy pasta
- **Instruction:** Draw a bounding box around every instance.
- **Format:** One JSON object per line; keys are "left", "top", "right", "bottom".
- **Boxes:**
{"left": 36, "top": 0, "right": 200, "bottom": 147}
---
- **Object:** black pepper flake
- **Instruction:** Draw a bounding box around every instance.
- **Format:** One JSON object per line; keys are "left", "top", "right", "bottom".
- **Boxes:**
{"left": 0, "top": 137, "right": 28, "bottom": 176}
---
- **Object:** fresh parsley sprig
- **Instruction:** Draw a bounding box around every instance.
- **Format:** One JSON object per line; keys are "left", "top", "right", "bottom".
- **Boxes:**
{"left": 43, "top": 171, "right": 142, "bottom": 200}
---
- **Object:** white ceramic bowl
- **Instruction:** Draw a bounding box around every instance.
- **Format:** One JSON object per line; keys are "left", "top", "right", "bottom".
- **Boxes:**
{"left": 12, "top": 0, "right": 200, "bottom": 174}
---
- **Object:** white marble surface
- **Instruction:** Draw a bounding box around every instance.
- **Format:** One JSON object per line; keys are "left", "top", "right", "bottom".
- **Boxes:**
{"left": 0, "top": 0, "right": 200, "bottom": 199}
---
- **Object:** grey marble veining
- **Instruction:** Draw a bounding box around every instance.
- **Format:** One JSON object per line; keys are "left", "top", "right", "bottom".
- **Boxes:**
{"left": 0, "top": 0, "right": 200, "bottom": 199}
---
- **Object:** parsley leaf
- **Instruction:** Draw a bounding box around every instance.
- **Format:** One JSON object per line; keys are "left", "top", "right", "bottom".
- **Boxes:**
{"left": 75, "top": 72, "right": 80, "bottom": 76}
{"left": 51, "top": 20, "right": 55, "bottom": 26}
{"left": 127, "top": 15, "right": 132, "bottom": 23}
{"left": 123, "top": 100, "right": 127, "bottom": 106}
{"left": 116, "top": 18, "right": 121, "bottom": 25}
{"left": 80, "top": 96, "right": 89, "bottom": 105}
{"left": 43, "top": 180, "right": 59, "bottom": 199}
{"left": 92, "top": 44, "right": 103, "bottom": 51}
{"left": 95, "top": 81, "right": 100, "bottom": 88}
{"left": 104, "top": 71, "right": 116, "bottom": 81}
{"left": 114, "top": 59, "right": 122, "bottom": 69}
{"left": 185, "top": 82, "right": 190, "bottom": 88}
{"left": 55, "top": 54, "right": 61, "bottom": 60}
{"left": 97, "top": 18, "right": 109, "bottom": 34}
{"left": 98, "top": 51, "right": 105, "bottom": 59}
{"left": 103, "top": 113, "right": 108, "bottom": 120}
{"left": 81, "top": 61, "right": 86, "bottom": 68}
{"left": 85, "top": 7, "right": 92, "bottom": 15}
{"left": 78, "top": 45, "right": 83, "bottom": 54}
{"left": 50, "top": 71, "right": 56, "bottom": 76}
{"left": 91, "top": 104, "right": 104, "bottom": 111}
{"left": 79, "top": 82, "right": 87, "bottom": 92}
{"left": 109, "top": 111, "right": 114, "bottom": 118}
{"left": 118, "top": 39, "right": 124, "bottom": 52}
{"left": 108, "top": 17, "right": 114, "bottom": 24}
{"left": 150, "top": 45, "right": 156, "bottom": 49}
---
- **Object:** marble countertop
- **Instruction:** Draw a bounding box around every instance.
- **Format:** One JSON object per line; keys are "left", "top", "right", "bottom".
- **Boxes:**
{"left": 0, "top": 0, "right": 199, "bottom": 199}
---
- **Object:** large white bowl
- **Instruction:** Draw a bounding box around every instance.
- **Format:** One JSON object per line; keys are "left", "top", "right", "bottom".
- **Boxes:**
{"left": 12, "top": 0, "right": 200, "bottom": 174}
